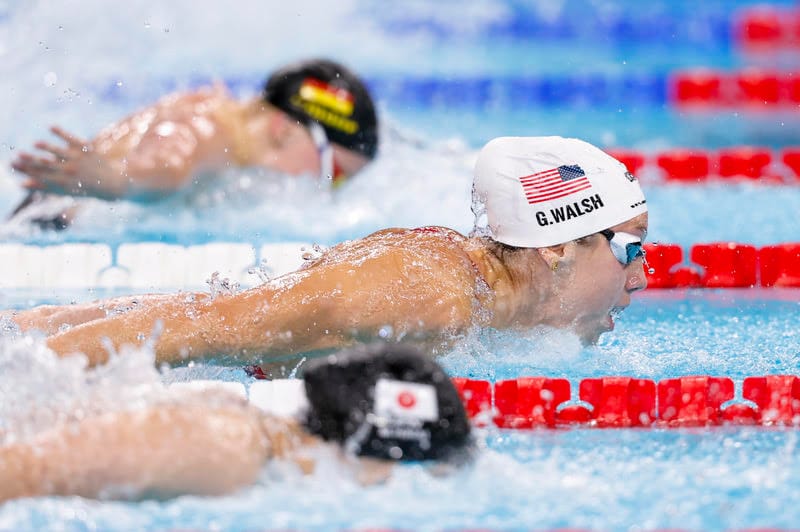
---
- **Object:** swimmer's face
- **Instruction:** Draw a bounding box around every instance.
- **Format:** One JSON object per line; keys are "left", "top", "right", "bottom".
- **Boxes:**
{"left": 555, "top": 212, "right": 649, "bottom": 344}
{"left": 265, "top": 117, "right": 328, "bottom": 176}
{"left": 255, "top": 107, "right": 370, "bottom": 180}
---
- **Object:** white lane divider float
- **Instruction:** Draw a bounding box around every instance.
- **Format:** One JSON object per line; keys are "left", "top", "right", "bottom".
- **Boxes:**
{"left": 0, "top": 242, "right": 311, "bottom": 289}
{"left": 168, "top": 379, "right": 308, "bottom": 418}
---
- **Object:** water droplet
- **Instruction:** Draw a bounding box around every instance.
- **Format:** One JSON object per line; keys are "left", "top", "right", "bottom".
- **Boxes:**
{"left": 43, "top": 72, "right": 58, "bottom": 87}
{"left": 378, "top": 325, "right": 394, "bottom": 339}
{"left": 301, "top": 243, "right": 328, "bottom": 261}
{"left": 144, "top": 21, "right": 151, "bottom": 28}
{"left": 247, "top": 259, "right": 272, "bottom": 284}
{"left": 116, "top": 80, "right": 123, "bottom": 87}
{"left": 206, "top": 271, "right": 240, "bottom": 298}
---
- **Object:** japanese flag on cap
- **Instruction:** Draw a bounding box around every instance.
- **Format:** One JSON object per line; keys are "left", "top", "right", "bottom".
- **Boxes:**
{"left": 374, "top": 379, "right": 439, "bottom": 423}
{"left": 472, "top": 136, "right": 647, "bottom": 248}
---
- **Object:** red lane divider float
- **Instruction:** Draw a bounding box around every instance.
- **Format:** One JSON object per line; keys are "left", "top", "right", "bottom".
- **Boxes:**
{"left": 563, "top": 377, "right": 656, "bottom": 427}
{"left": 452, "top": 375, "right": 800, "bottom": 429}
{"left": 642, "top": 242, "right": 800, "bottom": 289}
{"left": 760, "top": 244, "right": 800, "bottom": 287}
{"left": 605, "top": 146, "right": 800, "bottom": 183}
{"left": 658, "top": 376, "right": 733, "bottom": 427}
{"left": 734, "top": 7, "right": 800, "bottom": 51}
{"left": 670, "top": 69, "right": 800, "bottom": 108}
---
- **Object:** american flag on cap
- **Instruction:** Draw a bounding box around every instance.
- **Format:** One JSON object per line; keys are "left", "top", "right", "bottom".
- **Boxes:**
{"left": 519, "top": 164, "right": 592, "bottom": 204}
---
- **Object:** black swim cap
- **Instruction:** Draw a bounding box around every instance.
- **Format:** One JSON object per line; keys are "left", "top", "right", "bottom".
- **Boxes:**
{"left": 263, "top": 58, "right": 378, "bottom": 159}
{"left": 302, "top": 343, "right": 473, "bottom": 463}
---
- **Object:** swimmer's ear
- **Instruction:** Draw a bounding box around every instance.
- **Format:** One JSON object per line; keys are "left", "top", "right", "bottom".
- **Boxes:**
{"left": 267, "top": 110, "right": 291, "bottom": 148}
{"left": 537, "top": 242, "right": 575, "bottom": 270}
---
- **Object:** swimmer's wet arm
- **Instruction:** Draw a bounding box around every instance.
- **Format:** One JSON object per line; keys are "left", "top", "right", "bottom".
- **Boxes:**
{"left": 8, "top": 294, "right": 178, "bottom": 336}
{"left": 24, "top": 89, "right": 238, "bottom": 201}
{"left": 45, "top": 243, "right": 478, "bottom": 364}
{"left": 83, "top": 119, "right": 218, "bottom": 200}
{"left": 89, "top": 88, "right": 243, "bottom": 199}
{"left": 44, "top": 293, "right": 221, "bottom": 365}
{"left": 203, "top": 246, "right": 480, "bottom": 359}
{"left": 0, "top": 404, "right": 269, "bottom": 502}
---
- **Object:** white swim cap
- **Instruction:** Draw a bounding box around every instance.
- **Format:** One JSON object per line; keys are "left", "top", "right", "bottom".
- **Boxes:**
{"left": 472, "top": 136, "right": 648, "bottom": 248}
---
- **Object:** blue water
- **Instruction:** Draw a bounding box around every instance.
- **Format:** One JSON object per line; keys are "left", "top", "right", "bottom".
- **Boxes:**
{"left": 2, "top": 0, "right": 800, "bottom": 530}
{"left": 2, "top": 291, "right": 800, "bottom": 531}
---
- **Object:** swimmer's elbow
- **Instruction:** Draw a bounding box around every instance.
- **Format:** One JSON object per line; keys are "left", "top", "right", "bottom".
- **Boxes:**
{"left": 122, "top": 135, "right": 206, "bottom": 197}
{"left": 120, "top": 163, "right": 195, "bottom": 200}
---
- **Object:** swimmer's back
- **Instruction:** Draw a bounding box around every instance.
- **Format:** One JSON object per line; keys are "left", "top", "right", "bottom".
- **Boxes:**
{"left": 93, "top": 85, "right": 244, "bottom": 185}
{"left": 296, "top": 226, "right": 489, "bottom": 333}
{"left": 304, "top": 226, "right": 470, "bottom": 273}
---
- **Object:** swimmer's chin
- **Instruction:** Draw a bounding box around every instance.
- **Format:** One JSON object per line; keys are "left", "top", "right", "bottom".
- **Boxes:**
{"left": 577, "top": 319, "right": 615, "bottom": 346}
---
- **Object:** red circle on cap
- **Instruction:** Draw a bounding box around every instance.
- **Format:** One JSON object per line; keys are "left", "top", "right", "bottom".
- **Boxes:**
{"left": 397, "top": 391, "right": 416, "bottom": 409}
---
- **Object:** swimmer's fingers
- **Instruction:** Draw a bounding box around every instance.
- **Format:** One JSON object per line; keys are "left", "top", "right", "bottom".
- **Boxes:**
{"left": 49, "top": 126, "right": 88, "bottom": 149}
{"left": 10, "top": 151, "right": 34, "bottom": 171}
{"left": 11, "top": 153, "right": 50, "bottom": 177}
{"left": 19, "top": 177, "right": 45, "bottom": 190}
{"left": 11, "top": 153, "right": 64, "bottom": 174}
{"left": 12, "top": 158, "right": 81, "bottom": 195}
{"left": 34, "top": 141, "right": 71, "bottom": 161}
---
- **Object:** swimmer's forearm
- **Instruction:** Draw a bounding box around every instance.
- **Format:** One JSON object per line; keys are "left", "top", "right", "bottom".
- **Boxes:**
{"left": 0, "top": 404, "right": 269, "bottom": 502}
{"left": 73, "top": 151, "right": 189, "bottom": 201}
{"left": 8, "top": 294, "right": 175, "bottom": 336}
{"left": 41, "top": 291, "right": 294, "bottom": 366}
{"left": 45, "top": 294, "right": 213, "bottom": 365}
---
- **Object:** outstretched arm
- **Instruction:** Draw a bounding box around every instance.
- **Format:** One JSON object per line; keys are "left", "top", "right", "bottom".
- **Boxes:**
{"left": 4, "top": 294, "right": 178, "bottom": 336}
{"left": 0, "top": 400, "right": 270, "bottom": 502}
{"left": 42, "top": 232, "right": 481, "bottom": 366}
{"left": 11, "top": 86, "right": 240, "bottom": 201}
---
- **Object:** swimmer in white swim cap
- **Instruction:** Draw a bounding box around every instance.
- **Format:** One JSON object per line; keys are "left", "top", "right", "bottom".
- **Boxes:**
{"left": 6, "top": 136, "right": 648, "bottom": 370}
{"left": 469, "top": 135, "right": 649, "bottom": 344}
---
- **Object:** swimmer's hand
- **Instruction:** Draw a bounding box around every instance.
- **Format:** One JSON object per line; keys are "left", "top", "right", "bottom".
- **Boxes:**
{"left": 11, "top": 126, "right": 125, "bottom": 200}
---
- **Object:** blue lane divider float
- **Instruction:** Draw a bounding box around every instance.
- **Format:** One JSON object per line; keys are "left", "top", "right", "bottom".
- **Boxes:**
{"left": 97, "top": 73, "right": 669, "bottom": 108}
{"left": 371, "top": 5, "right": 732, "bottom": 49}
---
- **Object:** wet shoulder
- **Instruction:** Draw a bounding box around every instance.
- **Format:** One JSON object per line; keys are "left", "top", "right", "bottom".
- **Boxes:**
{"left": 340, "top": 226, "right": 466, "bottom": 258}
{"left": 304, "top": 227, "right": 470, "bottom": 270}
{"left": 148, "top": 86, "right": 237, "bottom": 124}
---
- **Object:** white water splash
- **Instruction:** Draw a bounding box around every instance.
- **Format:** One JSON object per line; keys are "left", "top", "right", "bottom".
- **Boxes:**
{"left": 0, "top": 334, "right": 164, "bottom": 444}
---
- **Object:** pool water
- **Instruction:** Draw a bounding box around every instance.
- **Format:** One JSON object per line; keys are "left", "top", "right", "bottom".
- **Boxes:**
{"left": 2, "top": 0, "right": 800, "bottom": 530}
{"left": 2, "top": 291, "right": 800, "bottom": 531}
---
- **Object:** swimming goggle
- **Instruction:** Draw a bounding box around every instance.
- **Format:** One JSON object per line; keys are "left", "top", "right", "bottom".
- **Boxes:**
{"left": 599, "top": 229, "right": 645, "bottom": 266}
{"left": 307, "top": 122, "right": 347, "bottom": 186}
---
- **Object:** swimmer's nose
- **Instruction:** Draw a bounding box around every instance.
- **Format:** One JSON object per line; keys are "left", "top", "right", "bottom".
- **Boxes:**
{"left": 626, "top": 261, "right": 648, "bottom": 292}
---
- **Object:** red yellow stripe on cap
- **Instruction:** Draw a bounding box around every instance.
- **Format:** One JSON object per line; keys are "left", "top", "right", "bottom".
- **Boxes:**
{"left": 298, "top": 78, "right": 354, "bottom": 116}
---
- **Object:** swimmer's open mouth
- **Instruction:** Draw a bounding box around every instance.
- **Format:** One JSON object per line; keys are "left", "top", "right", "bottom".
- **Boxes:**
{"left": 608, "top": 306, "right": 626, "bottom": 321}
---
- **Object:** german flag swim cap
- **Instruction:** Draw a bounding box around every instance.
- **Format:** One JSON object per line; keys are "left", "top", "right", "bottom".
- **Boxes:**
{"left": 263, "top": 59, "right": 378, "bottom": 160}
